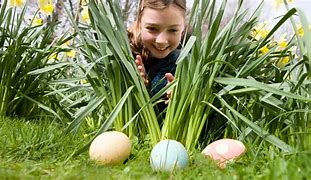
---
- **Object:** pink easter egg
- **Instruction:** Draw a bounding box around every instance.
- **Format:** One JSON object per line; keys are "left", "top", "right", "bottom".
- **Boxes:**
{"left": 202, "top": 139, "right": 246, "bottom": 168}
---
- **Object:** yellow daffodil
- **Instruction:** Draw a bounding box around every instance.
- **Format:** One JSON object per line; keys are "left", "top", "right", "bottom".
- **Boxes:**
{"left": 60, "top": 40, "right": 72, "bottom": 49}
{"left": 67, "top": 50, "right": 76, "bottom": 58}
{"left": 260, "top": 45, "right": 269, "bottom": 55}
{"left": 32, "top": 17, "right": 43, "bottom": 26}
{"left": 274, "top": 0, "right": 283, "bottom": 9}
{"left": 80, "top": 79, "right": 88, "bottom": 84}
{"left": 38, "top": 0, "right": 49, "bottom": 6}
{"left": 276, "top": 56, "right": 290, "bottom": 68}
{"left": 81, "top": 6, "right": 90, "bottom": 23}
{"left": 10, "top": 0, "right": 23, "bottom": 7}
{"left": 274, "top": 0, "right": 294, "bottom": 9}
{"left": 63, "top": 40, "right": 70, "bottom": 47}
{"left": 48, "top": 53, "right": 58, "bottom": 61}
{"left": 297, "top": 24, "right": 304, "bottom": 37}
{"left": 278, "top": 34, "right": 288, "bottom": 49}
{"left": 38, "top": 0, "right": 54, "bottom": 16}
{"left": 252, "top": 21, "right": 270, "bottom": 40}
{"left": 41, "top": 4, "right": 54, "bottom": 16}
{"left": 81, "top": 0, "right": 89, "bottom": 6}
{"left": 279, "top": 40, "right": 288, "bottom": 49}
{"left": 296, "top": 24, "right": 311, "bottom": 37}
{"left": 60, "top": 40, "right": 76, "bottom": 58}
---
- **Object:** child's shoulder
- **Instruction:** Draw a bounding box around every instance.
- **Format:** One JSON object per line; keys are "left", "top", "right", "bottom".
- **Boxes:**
{"left": 167, "top": 49, "right": 180, "bottom": 63}
{"left": 171, "top": 49, "right": 180, "bottom": 57}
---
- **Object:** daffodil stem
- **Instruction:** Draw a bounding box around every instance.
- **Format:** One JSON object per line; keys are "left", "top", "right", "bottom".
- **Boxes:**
{"left": 283, "top": 0, "right": 305, "bottom": 55}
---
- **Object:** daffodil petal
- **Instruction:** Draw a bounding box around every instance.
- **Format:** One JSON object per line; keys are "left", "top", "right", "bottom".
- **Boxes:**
{"left": 41, "top": 4, "right": 54, "bottom": 16}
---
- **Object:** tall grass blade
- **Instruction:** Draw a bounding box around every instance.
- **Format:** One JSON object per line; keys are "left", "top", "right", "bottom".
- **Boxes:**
{"left": 216, "top": 95, "right": 294, "bottom": 153}
{"left": 215, "top": 77, "right": 311, "bottom": 101}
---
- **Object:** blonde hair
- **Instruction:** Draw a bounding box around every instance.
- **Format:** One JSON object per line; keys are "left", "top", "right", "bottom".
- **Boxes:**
{"left": 128, "top": 0, "right": 186, "bottom": 60}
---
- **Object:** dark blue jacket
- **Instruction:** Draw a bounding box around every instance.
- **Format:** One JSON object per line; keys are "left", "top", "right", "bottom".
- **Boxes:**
{"left": 144, "top": 49, "right": 180, "bottom": 96}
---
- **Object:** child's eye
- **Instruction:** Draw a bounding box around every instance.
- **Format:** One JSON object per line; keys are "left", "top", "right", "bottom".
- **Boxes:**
{"left": 146, "top": 27, "right": 157, "bottom": 32}
{"left": 169, "top": 29, "right": 178, "bottom": 33}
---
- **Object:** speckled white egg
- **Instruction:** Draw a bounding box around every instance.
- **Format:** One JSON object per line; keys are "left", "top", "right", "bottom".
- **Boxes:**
{"left": 202, "top": 138, "right": 246, "bottom": 168}
{"left": 89, "top": 131, "right": 131, "bottom": 165}
{"left": 150, "top": 139, "right": 189, "bottom": 172}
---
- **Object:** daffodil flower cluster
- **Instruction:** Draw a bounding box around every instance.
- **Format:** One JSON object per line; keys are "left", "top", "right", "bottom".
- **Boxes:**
{"left": 48, "top": 40, "right": 76, "bottom": 61}
{"left": 251, "top": 20, "right": 311, "bottom": 69}
{"left": 9, "top": 0, "right": 55, "bottom": 25}
{"left": 251, "top": 21, "right": 270, "bottom": 41}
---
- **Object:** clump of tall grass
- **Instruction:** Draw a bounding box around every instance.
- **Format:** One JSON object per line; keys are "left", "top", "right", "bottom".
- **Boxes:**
{"left": 163, "top": 0, "right": 311, "bottom": 151}
{"left": 54, "top": 0, "right": 162, "bottom": 146}
{"left": 0, "top": 0, "right": 73, "bottom": 118}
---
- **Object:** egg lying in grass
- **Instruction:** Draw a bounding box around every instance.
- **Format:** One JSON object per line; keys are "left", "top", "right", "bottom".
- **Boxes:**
{"left": 150, "top": 139, "right": 189, "bottom": 172}
{"left": 89, "top": 131, "right": 131, "bottom": 165}
{"left": 202, "top": 139, "right": 246, "bottom": 168}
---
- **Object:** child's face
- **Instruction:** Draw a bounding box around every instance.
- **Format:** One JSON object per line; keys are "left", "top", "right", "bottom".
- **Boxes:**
{"left": 140, "top": 4, "right": 185, "bottom": 59}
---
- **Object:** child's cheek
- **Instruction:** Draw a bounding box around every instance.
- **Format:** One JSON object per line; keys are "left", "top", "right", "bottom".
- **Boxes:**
{"left": 141, "top": 31, "right": 155, "bottom": 44}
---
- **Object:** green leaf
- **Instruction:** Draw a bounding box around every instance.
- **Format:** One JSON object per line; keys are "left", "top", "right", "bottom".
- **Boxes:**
{"left": 215, "top": 77, "right": 311, "bottom": 101}
{"left": 28, "top": 62, "right": 72, "bottom": 75}
{"left": 177, "top": 36, "right": 196, "bottom": 64}
{"left": 65, "top": 95, "right": 106, "bottom": 134}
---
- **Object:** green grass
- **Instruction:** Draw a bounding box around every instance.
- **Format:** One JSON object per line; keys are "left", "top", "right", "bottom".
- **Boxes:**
{"left": 0, "top": 117, "right": 310, "bottom": 179}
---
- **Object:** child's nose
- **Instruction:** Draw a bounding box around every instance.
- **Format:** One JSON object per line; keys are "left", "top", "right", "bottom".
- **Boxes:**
{"left": 155, "top": 32, "right": 168, "bottom": 44}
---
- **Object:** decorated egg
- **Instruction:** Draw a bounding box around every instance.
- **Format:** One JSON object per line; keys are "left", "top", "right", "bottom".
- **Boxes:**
{"left": 202, "top": 138, "right": 246, "bottom": 168}
{"left": 89, "top": 131, "right": 131, "bottom": 165}
{"left": 150, "top": 139, "right": 189, "bottom": 172}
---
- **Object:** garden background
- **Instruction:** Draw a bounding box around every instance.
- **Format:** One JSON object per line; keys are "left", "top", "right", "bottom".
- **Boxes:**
{"left": 0, "top": 0, "right": 311, "bottom": 179}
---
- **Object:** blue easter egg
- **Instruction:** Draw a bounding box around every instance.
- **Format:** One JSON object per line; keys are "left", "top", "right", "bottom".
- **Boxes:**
{"left": 150, "top": 139, "right": 189, "bottom": 172}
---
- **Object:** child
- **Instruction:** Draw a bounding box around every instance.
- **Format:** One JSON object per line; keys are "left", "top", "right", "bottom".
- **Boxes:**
{"left": 127, "top": 0, "right": 186, "bottom": 98}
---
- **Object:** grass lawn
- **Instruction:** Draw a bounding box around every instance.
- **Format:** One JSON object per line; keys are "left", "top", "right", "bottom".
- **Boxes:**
{"left": 0, "top": 117, "right": 310, "bottom": 179}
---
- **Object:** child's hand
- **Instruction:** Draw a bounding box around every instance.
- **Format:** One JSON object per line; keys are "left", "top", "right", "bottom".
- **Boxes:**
{"left": 165, "top": 73, "right": 174, "bottom": 104}
{"left": 135, "top": 55, "right": 149, "bottom": 85}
